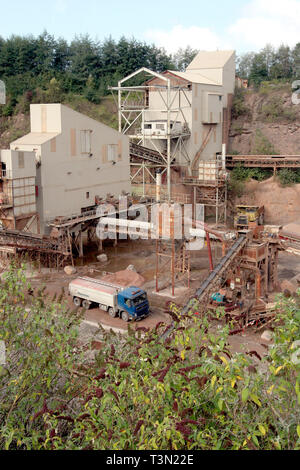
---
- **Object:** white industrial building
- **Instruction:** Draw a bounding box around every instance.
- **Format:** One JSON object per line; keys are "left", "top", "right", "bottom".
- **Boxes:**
{"left": 143, "top": 50, "right": 235, "bottom": 164}
{"left": 112, "top": 50, "right": 236, "bottom": 222}
{"left": 0, "top": 104, "right": 131, "bottom": 234}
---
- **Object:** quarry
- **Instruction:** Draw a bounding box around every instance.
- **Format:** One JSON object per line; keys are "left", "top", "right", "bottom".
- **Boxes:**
{"left": 0, "top": 50, "right": 300, "bottom": 353}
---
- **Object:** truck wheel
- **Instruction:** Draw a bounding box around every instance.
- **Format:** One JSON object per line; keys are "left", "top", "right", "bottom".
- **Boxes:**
{"left": 73, "top": 297, "right": 81, "bottom": 307}
{"left": 82, "top": 300, "right": 91, "bottom": 310}
{"left": 108, "top": 307, "right": 117, "bottom": 318}
{"left": 121, "top": 311, "right": 129, "bottom": 322}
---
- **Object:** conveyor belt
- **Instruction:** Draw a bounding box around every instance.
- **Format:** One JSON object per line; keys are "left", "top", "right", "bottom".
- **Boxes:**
{"left": 0, "top": 229, "right": 67, "bottom": 255}
{"left": 160, "top": 235, "right": 247, "bottom": 342}
{"left": 130, "top": 142, "right": 170, "bottom": 165}
{"left": 181, "top": 235, "right": 247, "bottom": 315}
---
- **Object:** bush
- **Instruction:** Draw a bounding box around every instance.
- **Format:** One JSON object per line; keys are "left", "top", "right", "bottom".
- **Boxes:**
{"left": 277, "top": 168, "right": 300, "bottom": 186}
{"left": 230, "top": 164, "right": 272, "bottom": 182}
{"left": 228, "top": 178, "right": 244, "bottom": 197}
{"left": 1, "top": 265, "right": 299, "bottom": 450}
{"left": 231, "top": 87, "right": 251, "bottom": 120}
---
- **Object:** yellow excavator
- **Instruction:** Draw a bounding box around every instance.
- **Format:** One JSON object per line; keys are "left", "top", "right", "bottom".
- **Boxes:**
{"left": 234, "top": 205, "right": 264, "bottom": 230}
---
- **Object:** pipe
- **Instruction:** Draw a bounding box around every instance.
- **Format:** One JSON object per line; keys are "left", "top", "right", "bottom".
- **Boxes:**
{"left": 206, "top": 231, "right": 214, "bottom": 271}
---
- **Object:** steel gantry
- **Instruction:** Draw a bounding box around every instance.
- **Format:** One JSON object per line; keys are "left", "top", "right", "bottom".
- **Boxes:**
{"left": 109, "top": 67, "right": 192, "bottom": 201}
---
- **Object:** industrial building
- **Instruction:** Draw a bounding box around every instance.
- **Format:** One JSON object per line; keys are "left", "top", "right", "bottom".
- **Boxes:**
{"left": 110, "top": 50, "right": 236, "bottom": 223}
{"left": 0, "top": 104, "right": 131, "bottom": 234}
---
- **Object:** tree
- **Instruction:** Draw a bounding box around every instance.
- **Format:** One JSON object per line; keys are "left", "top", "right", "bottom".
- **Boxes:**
{"left": 270, "top": 45, "right": 292, "bottom": 80}
{"left": 0, "top": 264, "right": 84, "bottom": 450}
{"left": 173, "top": 46, "right": 198, "bottom": 71}
{"left": 1, "top": 265, "right": 299, "bottom": 450}
{"left": 249, "top": 52, "right": 269, "bottom": 86}
{"left": 236, "top": 52, "right": 256, "bottom": 79}
{"left": 292, "top": 43, "right": 300, "bottom": 78}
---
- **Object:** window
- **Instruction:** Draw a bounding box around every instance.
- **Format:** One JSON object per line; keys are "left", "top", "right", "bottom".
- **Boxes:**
{"left": 107, "top": 144, "right": 118, "bottom": 162}
{"left": 18, "top": 152, "right": 24, "bottom": 169}
{"left": 144, "top": 124, "right": 152, "bottom": 130}
{"left": 80, "top": 130, "right": 92, "bottom": 154}
{"left": 86, "top": 192, "right": 90, "bottom": 199}
{"left": 156, "top": 123, "right": 164, "bottom": 130}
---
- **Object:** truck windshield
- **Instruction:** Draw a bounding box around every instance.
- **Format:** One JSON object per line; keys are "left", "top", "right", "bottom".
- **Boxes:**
{"left": 132, "top": 294, "right": 147, "bottom": 307}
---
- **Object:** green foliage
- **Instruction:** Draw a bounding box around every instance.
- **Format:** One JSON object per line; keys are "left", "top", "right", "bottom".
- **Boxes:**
{"left": 0, "top": 264, "right": 84, "bottom": 450}
{"left": 230, "top": 164, "right": 272, "bottom": 183}
{"left": 277, "top": 169, "right": 300, "bottom": 186}
{"left": 0, "top": 32, "right": 175, "bottom": 113}
{"left": 237, "top": 43, "right": 299, "bottom": 85}
{"left": 1, "top": 265, "right": 299, "bottom": 450}
{"left": 258, "top": 80, "right": 291, "bottom": 96}
{"left": 228, "top": 178, "right": 245, "bottom": 197}
{"left": 260, "top": 95, "right": 297, "bottom": 123}
{"left": 173, "top": 46, "right": 198, "bottom": 71}
{"left": 231, "top": 87, "right": 251, "bottom": 120}
{"left": 252, "top": 129, "right": 279, "bottom": 155}
{"left": 42, "top": 295, "right": 300, "bottom": 450}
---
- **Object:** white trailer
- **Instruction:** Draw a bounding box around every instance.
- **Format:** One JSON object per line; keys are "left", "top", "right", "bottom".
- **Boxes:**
{"left": 69, "top": 277, "right": 150, "bottom": 322}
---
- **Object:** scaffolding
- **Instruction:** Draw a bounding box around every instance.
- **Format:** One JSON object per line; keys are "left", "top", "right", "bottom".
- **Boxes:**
{"left": 154, "top": 205, "right": 191, "bottom": 296}
{"left": 109, "top": 67, "right": 192, "bottom": 201}
{"left": 183, "top": 156, "right": 227, "bottom": 224}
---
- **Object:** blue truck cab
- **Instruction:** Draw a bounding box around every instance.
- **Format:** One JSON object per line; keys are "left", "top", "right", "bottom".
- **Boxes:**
{"left": 117, "top": 287, "right": 150, "bottom": 321}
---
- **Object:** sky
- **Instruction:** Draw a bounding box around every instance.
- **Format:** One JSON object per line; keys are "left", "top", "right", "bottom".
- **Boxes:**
{"left": 0, "top": 0, "right": 299, "bottom": 54}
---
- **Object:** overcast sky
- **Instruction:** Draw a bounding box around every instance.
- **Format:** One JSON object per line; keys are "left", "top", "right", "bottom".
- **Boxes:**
{"left": 0, "top": 0, "right": 299, "bottom": 54}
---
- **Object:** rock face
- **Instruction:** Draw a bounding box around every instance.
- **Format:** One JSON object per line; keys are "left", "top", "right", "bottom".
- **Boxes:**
{"left": 97, "top": 254, "right": 108, "bottom": 263}
{"left": 126, "top": 264, "right": 137, "bottom": 272}
{"left": 64, "top": 266, "right": 77, "bottom": 276}
{"left": 261, "top": 330, "right": 273, "bottom": 342}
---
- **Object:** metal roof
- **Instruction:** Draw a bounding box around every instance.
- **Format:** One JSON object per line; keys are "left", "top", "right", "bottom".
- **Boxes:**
{"left": 187, "top": 50, "right": 235, "bottom": 70}
{"left": 11, "top": 132, "right": 60, "bottom": 146}
{"left": 168, "top": 70, "right": 221, "bottom": 86}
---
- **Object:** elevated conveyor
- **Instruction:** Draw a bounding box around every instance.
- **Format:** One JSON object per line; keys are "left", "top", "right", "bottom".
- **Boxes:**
{"left": 130, "top": 142, "right": 173, "bottom": 165}
{"left": 181, "top": 234, "right": 247, "bottom": 315}
{"left": 0, "top": 228, "right": 69, "bottom": 256}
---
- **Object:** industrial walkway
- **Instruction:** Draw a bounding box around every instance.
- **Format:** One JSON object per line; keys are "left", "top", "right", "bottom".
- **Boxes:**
{"left": 226, "top": 154, "right": 300, "bottom": 169}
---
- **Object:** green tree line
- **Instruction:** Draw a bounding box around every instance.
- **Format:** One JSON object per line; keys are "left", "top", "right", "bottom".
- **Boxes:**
{"left": 0, "top": 32, "right": 299, "bottom": 115}
{"left": 0, "top": 31, "right": 179, "bottom": 114}
{"left": 237, "top": 43, "right": 300, "bottom": 86}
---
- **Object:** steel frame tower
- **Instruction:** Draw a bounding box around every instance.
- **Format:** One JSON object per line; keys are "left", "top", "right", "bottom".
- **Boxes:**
{"left": 109, "top": 67, "right": 192, "bottom": 201}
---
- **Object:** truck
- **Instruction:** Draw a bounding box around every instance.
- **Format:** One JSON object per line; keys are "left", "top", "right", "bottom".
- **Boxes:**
{"left": 234, "top": 205, "right": 264, "bottom": 230}
{"left": 69, "top": 277, "right": 150, "bottom": 322}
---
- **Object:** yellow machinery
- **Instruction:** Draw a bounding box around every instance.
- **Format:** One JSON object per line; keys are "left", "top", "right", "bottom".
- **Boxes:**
{"left": 234, "top": 205, "right": 264, "bottom": 229}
